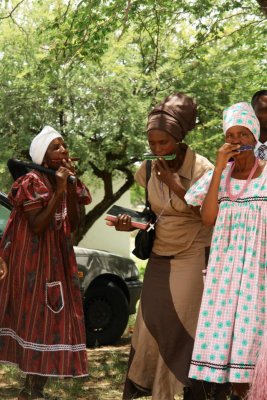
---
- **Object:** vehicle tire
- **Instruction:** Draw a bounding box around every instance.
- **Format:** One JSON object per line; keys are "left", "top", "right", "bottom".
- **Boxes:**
{"left": 83, "top": 279, "right": 129, "bottom": 347}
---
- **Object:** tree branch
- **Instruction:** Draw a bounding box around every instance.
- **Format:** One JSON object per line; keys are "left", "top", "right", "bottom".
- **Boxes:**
{"left": 75, "top": 169, "right": 135, "bottom": 243}
{"left": 184, "top": 18, "right": 266, "bottom": 59}
{"left": 0, "top": 0, "right": 25, "bottom": 20}
{"left": 118, "top": 0, "right": 133, "bottom": 39}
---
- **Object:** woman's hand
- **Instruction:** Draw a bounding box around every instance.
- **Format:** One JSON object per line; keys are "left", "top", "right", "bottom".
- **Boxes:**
{"left": 51, "top": 158, "right": 77, "bottom": 193}
{"left": 215, "top": 143, "right": 240, "bottom": 171}
{"left": 106, "top": 214, "right": 134, "bottom": 231}
{"left": 201, "top": 143, "right": 240, "bottom": 227}
{"left": 154, "top": 158, "right": 185, "bottom": 191}
{"left": 61, "top": 158, "right": 76, "bottom": 175}
{"left": 154, "top": 158, "right": 186, "bottom": 200}
{"left": 55, "top": 166, "right": 73, "bottom": 194}
{"left": 0, "top": 257, "right": 7, "bottom": 280}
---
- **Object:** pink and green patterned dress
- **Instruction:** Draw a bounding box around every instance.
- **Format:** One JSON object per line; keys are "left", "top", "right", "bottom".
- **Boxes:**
{"left": 185, "top": 162, "right": 267, "bottom": 384}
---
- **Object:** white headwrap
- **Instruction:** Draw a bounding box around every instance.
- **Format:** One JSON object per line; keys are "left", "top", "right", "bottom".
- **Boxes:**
{"left": 29, "top": 125, "right": 62, "bottom": 165}
{"left": 223, "top": 102, "right": 260, "bottom": 141}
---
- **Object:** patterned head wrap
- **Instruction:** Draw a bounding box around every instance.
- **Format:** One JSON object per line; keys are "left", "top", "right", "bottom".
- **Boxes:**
{"left": 29, "top": 126, "right": 62, "bottom": 165}
{"left": 147, "top": 93, "right": 197, "bottom": 141}
{"left": 223, "top": 102, "right": 260, "bottom": 141}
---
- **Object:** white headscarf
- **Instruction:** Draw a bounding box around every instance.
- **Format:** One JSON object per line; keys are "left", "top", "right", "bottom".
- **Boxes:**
{"left": 223, "top": 102, "right": 260, "bottom": 142}
{"left": 29, "top": 126, "right": 62, "bottom": 165}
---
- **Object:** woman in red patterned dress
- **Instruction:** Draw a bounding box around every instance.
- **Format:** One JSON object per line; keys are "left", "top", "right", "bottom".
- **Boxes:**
{"left": 0, "top": 126, "right": 91, "bottom": 399}
{"left": 0, "top": 257, "right": 7, "bottom": 279}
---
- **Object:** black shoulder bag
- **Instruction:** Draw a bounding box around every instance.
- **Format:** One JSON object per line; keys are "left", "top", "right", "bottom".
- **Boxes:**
{"left": 132, "top": 160, "right": 157, "bottom": 260}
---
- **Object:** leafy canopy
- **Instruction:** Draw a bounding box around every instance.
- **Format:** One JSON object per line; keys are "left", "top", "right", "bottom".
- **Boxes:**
{"left": 0, "top": 0, "right": 266, "bottom": 240}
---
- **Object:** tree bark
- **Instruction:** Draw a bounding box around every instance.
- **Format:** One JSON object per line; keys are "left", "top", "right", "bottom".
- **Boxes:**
{"left": 73, "top": 171, "right": 135, "bottom": 244}
{"left": 256, "top": 0, "right": 267, "bottom": 16}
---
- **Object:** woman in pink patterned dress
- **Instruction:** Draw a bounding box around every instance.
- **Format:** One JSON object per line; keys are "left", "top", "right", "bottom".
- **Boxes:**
{"left": 186, "top": 103, "right": 267, "bottom": 400}
{"left": 0, "top": 126, "right": 91, "bottom": 400}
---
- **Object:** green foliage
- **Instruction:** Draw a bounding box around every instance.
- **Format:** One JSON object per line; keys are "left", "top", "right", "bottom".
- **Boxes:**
{"left": 130, "top": 180, "right": 145, "bottom": 207}
{"left": 0, "top": 0, "right": 266, "bottom": 236}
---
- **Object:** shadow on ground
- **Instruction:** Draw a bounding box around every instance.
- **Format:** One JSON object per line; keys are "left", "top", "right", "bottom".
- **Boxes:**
{"left": 0, "top": 337, "right": 132, "bottom": 400}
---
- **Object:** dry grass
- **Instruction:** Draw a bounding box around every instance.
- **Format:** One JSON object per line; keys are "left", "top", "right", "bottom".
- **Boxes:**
{"left": 0, "top": 333, "right": 184, "bottom": 400}
{"left": 0, "top": 337, "right": 129, "bottom": 400}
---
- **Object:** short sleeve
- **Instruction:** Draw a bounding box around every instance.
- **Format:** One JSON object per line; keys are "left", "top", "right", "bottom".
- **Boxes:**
{"left": 76, "top": 179, "right": 92, "bottom": 205}
{"left": 185, "top": 169, "right": 213, "bottom": 206}
{"left": 193, "top": 153, "right": 214, "bottom": 184}
{"left": 8, "top": 172, "right": 51, "bottom": 211}
{"left": 134, "top": 161, "right": 147, "bottom": 188}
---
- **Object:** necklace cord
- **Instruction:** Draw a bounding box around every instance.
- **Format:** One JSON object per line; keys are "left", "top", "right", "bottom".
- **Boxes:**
{"left": 226, "top": 158, "right": 259, "bottom": 201}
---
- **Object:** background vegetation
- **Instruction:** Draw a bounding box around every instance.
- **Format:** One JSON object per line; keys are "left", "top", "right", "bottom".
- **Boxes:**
{"left": 0, "top": 0, "right": 266, "bottom": 243}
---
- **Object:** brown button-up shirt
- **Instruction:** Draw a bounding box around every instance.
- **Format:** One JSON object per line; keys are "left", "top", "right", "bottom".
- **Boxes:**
{"left": 135, "top": 146, "right": 214, "bottom": 256}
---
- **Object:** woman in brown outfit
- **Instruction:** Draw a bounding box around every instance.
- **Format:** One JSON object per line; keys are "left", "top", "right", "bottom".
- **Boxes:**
{"left": 109, "top": 93, "right": 224, "bottom": 399}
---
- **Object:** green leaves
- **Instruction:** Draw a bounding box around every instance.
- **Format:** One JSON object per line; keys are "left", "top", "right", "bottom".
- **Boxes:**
{"left": 0, "top": 0, "right": 266, "bottom": 237}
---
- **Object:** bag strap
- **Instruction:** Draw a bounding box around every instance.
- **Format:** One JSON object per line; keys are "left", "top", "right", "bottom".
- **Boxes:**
{"left": 145, "top": 160, "right": 152, "bottom": 210}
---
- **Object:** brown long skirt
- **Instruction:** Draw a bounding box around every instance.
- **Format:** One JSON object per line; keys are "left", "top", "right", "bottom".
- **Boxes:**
{"left": 123, "top": 249, "right": 206, "bottom": 400}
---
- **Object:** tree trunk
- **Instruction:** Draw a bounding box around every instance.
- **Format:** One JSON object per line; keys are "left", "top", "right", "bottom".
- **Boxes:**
{"left": 256, "top": 0, "right": 267, "bottom": 16}
{"left": 73, "top": 172, "right": 135, "bottom": 244}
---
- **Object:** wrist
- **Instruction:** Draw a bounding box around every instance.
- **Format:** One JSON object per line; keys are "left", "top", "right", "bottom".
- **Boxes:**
{"left": 167, "top": 177, "right": 184, "bottom": 190}
{"left": 214, "top": 166, "right": 224, "bottom": 175}
{"left": 67, "top": 183, "right": 77, "bottom": 192}
{"left": 54, "top": 189, "right": 64, "bottom": 198}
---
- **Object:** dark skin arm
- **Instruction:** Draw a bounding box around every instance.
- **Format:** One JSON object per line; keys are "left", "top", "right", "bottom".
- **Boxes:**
{"left": 62, "top": 158, "right": 80, "bottom": 231}
{"left": 154, "top": 158, "right": 186, "bottom": 200}
{"left": 155, "top": 157, "right": 202, "bottom": 218}
{"left": 66, "top": 184, "right": 80, "bottom": 231}
{"left": 25, "top": 166, "right": 74, "bottom": 234}
{"left": 201, "top": 143, "right": 239, "bottom": 226}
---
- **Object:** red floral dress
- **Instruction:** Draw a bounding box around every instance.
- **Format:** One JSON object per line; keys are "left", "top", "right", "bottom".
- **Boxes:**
{"left": 0, "top": 171, "right": 91, "bottom": 377}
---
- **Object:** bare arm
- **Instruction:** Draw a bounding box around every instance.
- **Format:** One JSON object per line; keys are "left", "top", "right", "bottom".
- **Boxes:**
{"left": 201, "top": 143, "right": 240, "bottom": 226}
{"left": 66, "top": 184, "right": 80, "bottom": 231}
{"left": 62, "top": 158, "right": 80, "bottom": 231}
{"left": 201, "top": 168, "right": 223, "bottom": 226}
{"left": 154, "top": 158, "right": 186, "bottom": 200}
{"left": 25, "top": 166, "right": 71, "bottom": 234}
{"left": 152, "top": 158, "right": 204, "bottom": 216}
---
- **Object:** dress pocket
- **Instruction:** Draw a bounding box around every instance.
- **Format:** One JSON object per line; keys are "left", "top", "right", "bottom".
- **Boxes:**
{"left": 45, "top": 281, "right": 64, "bottom": 313}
